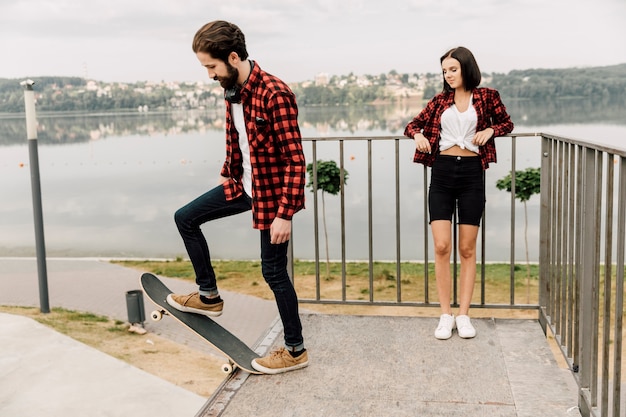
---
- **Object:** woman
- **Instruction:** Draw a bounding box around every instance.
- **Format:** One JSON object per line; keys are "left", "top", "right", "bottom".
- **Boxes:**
{"left": 404, "top": 47, "right": 514, "bottom": 340}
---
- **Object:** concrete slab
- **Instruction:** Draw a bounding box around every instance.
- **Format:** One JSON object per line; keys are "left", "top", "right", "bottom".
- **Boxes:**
{"left": 0, "top": 313, "right": 205, "bottom": 417}
{"left": 496, "top": 319, "right": 581, "bottom": 417}
{"left": 203, "top": 314, "right": 582, "bottom": 417}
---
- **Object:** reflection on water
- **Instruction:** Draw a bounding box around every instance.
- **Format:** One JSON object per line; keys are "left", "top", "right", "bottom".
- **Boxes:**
{"left": 507, "top": 98, "right": 626, "bottom": 126}
{"left": 1, "top": 100, "right": 625, "bottom": 260}
{"left": 1, "top": 98, "right": 624, "bottom": 146}
{"left": 0, "top": 109, "right": 224, "bottom": 146}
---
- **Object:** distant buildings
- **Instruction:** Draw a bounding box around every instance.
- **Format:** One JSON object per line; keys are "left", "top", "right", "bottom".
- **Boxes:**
{"left": 315, "top": 72, "right": 329, "bottom": 86}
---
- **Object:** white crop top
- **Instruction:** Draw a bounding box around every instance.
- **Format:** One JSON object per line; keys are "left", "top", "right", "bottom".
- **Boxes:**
{"left": 439, "top": 96, "right": 479, "bottom": 153}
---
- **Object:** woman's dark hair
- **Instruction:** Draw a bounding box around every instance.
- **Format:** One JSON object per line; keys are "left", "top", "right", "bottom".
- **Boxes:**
{"left": 192, "top": 20, "right": 248, "bottom": 62}
{"left": 440, "top": 47, "right": 481, "bottom": 92}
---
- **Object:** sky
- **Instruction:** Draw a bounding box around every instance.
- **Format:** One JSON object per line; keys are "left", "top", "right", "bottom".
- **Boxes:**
{"left": 1, "top": 0, "right": 625, "bottom": 84}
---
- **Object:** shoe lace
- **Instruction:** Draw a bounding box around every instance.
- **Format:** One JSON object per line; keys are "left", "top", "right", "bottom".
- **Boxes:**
{"left": 181, "top": 292, "right": 199, "bottom": 303}
{"left": 270, "top": 348, "right": 287, "bottom": 359}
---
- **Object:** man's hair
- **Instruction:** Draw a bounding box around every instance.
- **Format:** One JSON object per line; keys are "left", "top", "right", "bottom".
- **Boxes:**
{"left": 440, "top": 46, "right": 481, "bottom": 92}
{"left": 192, "top": 20, "right": 248, "bottom": 62}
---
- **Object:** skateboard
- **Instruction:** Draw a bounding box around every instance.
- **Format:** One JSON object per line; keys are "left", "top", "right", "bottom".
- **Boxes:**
{"left": 140, "top": 272, "right": 263, "bottom": 375}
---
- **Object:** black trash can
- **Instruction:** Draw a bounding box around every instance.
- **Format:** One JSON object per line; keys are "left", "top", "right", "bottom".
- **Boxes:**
{"left": 125, "top": 289, "right": 145, "bottom": 324}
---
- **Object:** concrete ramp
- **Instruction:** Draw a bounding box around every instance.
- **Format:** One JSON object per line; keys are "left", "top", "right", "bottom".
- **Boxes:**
{"left": 200, "top": 314, "right": 581, "bottom": 417}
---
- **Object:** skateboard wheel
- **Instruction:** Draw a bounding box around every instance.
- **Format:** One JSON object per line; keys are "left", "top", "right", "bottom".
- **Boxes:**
{"left": 151, "top": 310, "right": 163, "bottom": 321}
{"left": 221, "top": 363, "right": 233, "bottom": 374}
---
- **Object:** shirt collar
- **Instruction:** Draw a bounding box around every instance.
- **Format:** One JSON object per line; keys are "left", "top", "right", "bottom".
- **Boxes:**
{"left": 239, "top": 60, "right": 259, "bottom": 102}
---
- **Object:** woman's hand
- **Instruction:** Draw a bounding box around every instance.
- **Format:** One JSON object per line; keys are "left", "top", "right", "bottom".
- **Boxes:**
{"left": 472, "top": 128, "right": 494, "bottom": 146}
{"left": 414, "top": 133, "right": 431, "bottom": 153}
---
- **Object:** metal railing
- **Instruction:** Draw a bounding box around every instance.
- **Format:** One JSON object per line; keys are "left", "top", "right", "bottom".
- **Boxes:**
{"left": 293, "top": 132, "right": 624, "bottom": 417}
{"left": 538, "top": 133, "right": 625, "bottom": 417}
{"left": 296, "top": 133, "right": 539, "bottom": 309}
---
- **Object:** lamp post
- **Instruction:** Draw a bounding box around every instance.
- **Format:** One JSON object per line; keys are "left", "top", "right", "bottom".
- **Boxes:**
{"left": 22, "top": 79, "right": 50, "bottom": 314}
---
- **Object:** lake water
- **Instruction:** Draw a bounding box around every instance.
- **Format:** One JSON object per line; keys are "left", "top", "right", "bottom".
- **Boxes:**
{"left": 1, "top": 99, "right": 625, "bottom": 262}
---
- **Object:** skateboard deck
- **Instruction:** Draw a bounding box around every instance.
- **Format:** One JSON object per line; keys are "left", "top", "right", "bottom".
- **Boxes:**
{"left": 140, "top": 272, "right": 263, "bottom": 374}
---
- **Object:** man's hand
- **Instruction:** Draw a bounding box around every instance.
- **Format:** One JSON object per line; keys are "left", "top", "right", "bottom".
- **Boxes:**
{"left": 270, "top": 217, "right": 291, "bottom": 244}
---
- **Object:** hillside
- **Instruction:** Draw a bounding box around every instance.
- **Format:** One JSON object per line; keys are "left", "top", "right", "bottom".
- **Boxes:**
{"left": 1, "top": 64, "right": 625, "bottom": 113}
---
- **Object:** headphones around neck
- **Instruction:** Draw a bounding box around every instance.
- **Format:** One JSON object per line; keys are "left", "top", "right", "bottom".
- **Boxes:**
{"left": 224, "top": 87, "right": 241, "bottom": 104}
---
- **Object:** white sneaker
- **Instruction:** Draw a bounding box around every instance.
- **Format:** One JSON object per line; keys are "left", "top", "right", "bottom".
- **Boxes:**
{"left": 434, "top": 314, "right": 456, "bottom": 340}
{"left": 456, "top": 315, "right": 476, "bottom": 339}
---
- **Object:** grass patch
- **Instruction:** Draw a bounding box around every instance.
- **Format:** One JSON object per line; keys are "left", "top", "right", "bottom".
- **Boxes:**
{"left": 113, "top": 259, "right": 542, "bottom": 305}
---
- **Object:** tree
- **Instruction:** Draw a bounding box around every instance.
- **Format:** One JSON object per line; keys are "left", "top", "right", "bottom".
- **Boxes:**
{"left": 496, "top": 167, "right": 541, "bottom": 303}
{"left": 306, "top": 160, "right": 349, "bottom": 279}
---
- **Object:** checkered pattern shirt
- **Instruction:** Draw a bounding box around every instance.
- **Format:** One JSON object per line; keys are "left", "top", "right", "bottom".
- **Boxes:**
{"left": 404, "top": 88, "right": 514, "bottom": 170}
{"left": 221, "top": 62, "right": 306, "bottom": 229}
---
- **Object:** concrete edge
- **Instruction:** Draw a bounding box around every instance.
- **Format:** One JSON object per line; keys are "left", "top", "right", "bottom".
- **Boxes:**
{"left": 195, "top": 315, "right": 282, "bottom": 417}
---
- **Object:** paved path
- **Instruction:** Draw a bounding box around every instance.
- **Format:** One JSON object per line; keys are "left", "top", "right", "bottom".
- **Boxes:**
{"left": 0, "top": 258, "right": 278, "bottom": 417}
{"left": 0, "top": 312, "right": 205, "bottom": 417}
{"left": 0, "top": 257, "right": 278, "bottom": 352}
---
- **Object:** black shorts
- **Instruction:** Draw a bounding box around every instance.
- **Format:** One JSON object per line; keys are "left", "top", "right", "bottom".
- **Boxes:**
{"left": 428, "top": 154, "right": 485, "bottom": 226}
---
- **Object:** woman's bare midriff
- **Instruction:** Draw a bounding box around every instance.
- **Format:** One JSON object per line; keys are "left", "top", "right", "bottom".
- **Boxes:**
{"left": 439, "top": 145, "right": 478, "bottom": 157}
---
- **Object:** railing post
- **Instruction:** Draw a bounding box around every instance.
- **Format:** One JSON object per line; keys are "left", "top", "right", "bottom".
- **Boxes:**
{"left": 367, "top": 139, "right": 374, "bottom": 301}
{"left": 578, "top": 147, "right": 599, "bottom": 415}
{"left": 22, "top": 80, "right": 50, "bottom": 314}
{"left": 423, "top": 164, "right": 429, "bottom": 303}
{"left": 340, "top": 140, "right": 347, "bottom": 301}
{"left": 538, "top": 135, "right": 552, "bottom": 331}
{"left": 394, "top": 139, "right": 402, "bottom": 302}
{"left": 612, "top": 156, "right": 625, "bottom": 417}
{"left": 600, "top": 153, "right": 614, "bottom": 415}
{"left": 509, "top": 136, "right": 517, "bottom": 305}
{"left": 311, "top": 144, "right": 320, "bottom": 300}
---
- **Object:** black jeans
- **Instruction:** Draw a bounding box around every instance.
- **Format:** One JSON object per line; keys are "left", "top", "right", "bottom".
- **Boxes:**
{"left": 174, "top": 184, "right": 304, "bottom": 349}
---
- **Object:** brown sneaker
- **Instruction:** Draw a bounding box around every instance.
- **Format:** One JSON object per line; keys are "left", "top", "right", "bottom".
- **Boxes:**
{"left": 166, "top": 292, "right": 223, "bottom": 317}
{"left": 251, "top": 347, "right": 309, "bottom": 374}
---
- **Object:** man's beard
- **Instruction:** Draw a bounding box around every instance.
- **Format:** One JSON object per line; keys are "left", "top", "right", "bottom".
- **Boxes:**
{"left": 217, "top": 62, "right": 239, "bottom": 89}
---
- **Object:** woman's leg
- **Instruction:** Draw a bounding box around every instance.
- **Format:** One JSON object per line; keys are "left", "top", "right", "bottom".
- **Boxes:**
{"left": 431, "top": 220, "right": 453, "bottom": 315}
{"left": 457, "top": 224, "right": 479, "bottom": 316}
{"left": 455, "top": 157, "right": 484, "bottom": 316}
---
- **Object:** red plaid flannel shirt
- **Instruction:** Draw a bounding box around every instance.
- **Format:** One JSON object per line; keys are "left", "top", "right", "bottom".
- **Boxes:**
{"left": 221, "top": 62, "right": 306, "bottom": 229}
{"left": 404, "top": 88, "right": 514, "bottom": 170}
